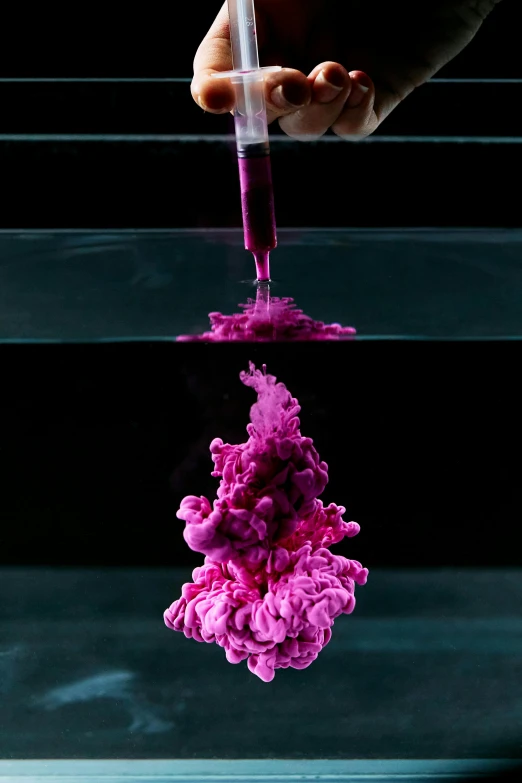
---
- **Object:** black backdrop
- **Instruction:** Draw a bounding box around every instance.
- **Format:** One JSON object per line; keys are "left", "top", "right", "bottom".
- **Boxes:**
{"left": 0, "top": 1, "right": 520, "bottom": 568}
{"left": 0, "top": 2, "right": 519, "bottom": 229}
{"left": 0, "top": 1, "right": 518, "bottom": 78}
{"left": 1, "top": 341, "right": 521, "bottom": 568}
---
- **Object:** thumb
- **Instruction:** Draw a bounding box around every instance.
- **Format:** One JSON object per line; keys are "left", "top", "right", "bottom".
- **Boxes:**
{"left": 192, "top": 2, "right": 235, "bottom": 113}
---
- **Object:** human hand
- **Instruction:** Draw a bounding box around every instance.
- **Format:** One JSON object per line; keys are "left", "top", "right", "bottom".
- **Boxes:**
{"left": 192, "top": 0, "right": 502, "bottom": 139}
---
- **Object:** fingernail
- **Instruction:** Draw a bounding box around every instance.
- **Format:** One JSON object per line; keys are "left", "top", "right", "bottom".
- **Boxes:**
{"left": 195, "top": 92, "right": 211, "bottom": 112}
{"left": 270, "top": 83, "right": 307, "bottom": 110}
{"left": 348, "top": 77, "right": 371, "bottom": 108}
{"left": 315, "top": 70, "right": 344, "bottom": 104}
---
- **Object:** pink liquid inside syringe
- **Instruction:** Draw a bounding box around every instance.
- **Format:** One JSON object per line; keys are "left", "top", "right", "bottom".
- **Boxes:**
{"left": 238, "top": 151, "right": 277, "bottom": 282}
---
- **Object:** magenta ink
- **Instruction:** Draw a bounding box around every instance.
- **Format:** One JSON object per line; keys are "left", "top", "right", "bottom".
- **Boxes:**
{"left": 164, "top": 364, "right": 367, "bottom": 682}
{"left": 177, "top": 289, "right": 356, "bottom": 342}
{"left": 237, "top": 154, "right": 277, "bottom": 282}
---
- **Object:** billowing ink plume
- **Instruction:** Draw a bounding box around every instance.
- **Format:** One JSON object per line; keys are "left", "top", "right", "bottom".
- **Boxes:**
{"left": 164, "top": 364, "right": 367, "bottom": 682}
{"left": 176, "top": 294, "right": 356, "bottom": 342}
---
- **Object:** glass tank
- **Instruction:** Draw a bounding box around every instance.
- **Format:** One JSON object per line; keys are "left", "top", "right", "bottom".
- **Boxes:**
{"left": 0, "top": 74, "right": 521, "bottom": 783}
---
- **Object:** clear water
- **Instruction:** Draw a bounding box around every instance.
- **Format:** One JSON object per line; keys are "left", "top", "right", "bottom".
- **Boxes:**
{"left": 1, "top": 228, "right": 522, "bottom": 340}
{"left": 1, "top": 229, "right": 522, "bottom": 782}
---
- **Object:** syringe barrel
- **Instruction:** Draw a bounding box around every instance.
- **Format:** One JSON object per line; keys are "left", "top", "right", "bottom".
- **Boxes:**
{"left": 228, "top": 0, "right": 270, "bottom": 151}
{"left": 232, "top": 72, "right": 270, "bottom": 153}
{"left": 226, "top": 0, "right": 276, "bottom": 267}
{"left": 238, "top": 153, "right": 276, "bottom": 253}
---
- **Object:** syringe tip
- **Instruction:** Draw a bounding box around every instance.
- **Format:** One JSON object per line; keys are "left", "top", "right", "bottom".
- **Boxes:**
{"left": 253, "top": 250, "right": 270, "bottom": 283}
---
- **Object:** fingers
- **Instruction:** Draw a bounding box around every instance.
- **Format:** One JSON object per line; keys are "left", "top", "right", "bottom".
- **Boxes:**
{"left": 191, "top": 2, "right": 235, "bottom": 113}
{"left": 192, "top": 7, "right": 380, "bottom": 141}
{"left": 263, "top": 69, "right": 312, "bottom": 125}
{"left": 268, "top": 64, "right": 379, "bottom": 141}
{"left": 331, "top": 71, "right": 380, "bottom": 139}
{"left": 190, "top": 3, "right": 309, "bottom": 119}
{"left": 279, "top": 62, "right": 350, "bottom": 141}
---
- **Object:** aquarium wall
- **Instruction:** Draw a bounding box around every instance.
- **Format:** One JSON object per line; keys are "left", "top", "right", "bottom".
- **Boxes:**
{"left": 1, "top": 3, "right": 521, "bottom": 781}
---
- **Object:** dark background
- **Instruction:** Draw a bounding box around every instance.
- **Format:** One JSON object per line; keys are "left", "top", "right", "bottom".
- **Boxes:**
{"left": 0, "top": 1, "right": 518, "bottom": 78}
{"left": 0, "top": 6, "right": 521, "bottom": 767}
{"left": 0, "top": 2, "right": 520, "bottom": 569}
{"left": 0, "top": 1, "right": 520, "bottom": 228}
{"left": 1, "top": 341, "right": 521, "bottom": 568}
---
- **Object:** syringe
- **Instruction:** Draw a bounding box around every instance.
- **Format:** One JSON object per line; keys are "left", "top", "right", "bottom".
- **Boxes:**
{"left": 213, "top": 0, "right": 280, "bottom": 282}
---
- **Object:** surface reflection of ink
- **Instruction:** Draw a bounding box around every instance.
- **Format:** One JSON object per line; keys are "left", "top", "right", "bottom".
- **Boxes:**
{"left": 177, "top": 284, "right": 356, "bottom": 342}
